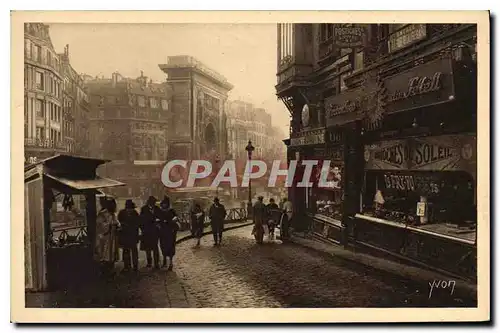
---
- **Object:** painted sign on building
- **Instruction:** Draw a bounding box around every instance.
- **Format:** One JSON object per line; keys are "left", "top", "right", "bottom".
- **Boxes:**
{"left": 325, "top": 87, "right": 364, "bottom": 127}
{"left": 290, "top": 129, "right": 326, "bottom": 147}
{"left": 388, "top": 24, "right": 427, "bottom": 53}
{"left": 333, "top": 25, "right": 366, "bottom": 48}
{"left": 384, "top": 57, "right": 455, "bottom": 115}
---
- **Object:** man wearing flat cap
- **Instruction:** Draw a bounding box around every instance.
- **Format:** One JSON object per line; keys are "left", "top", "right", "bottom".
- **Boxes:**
{"left": 139, "top": 196, "right": 161, "bottom": 269}
{"left": 117, "top": 199, "right": 140, "bottom": 272}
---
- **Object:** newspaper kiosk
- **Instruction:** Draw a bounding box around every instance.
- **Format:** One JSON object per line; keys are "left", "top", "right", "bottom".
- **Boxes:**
{"left": 24, "top": 154, "right": 125, "bottom": 292}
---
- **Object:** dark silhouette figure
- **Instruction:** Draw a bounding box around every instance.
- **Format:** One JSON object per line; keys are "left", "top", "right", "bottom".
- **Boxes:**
{"left": 117, "top": 199, "right": 140, "bottom": 272}
{"left": 139, "top": 196, "right": 161, "bottom": 269}
{"left": 209, "top": 197, "right": 226, "bottom": 246}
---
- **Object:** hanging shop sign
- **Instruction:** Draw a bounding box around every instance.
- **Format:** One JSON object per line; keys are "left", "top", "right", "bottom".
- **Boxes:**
{"left": 290, "top": 129, "right": 326, "bottom": 147}
{"left": 333, "top": 25, "right": 366, "bottom": 48}
{"left": 325, "top": 87, "right": 364, "bottom": 127}
{"left": 364, "top": 134, "right": 476, "bottom": 174}
{"left": 383, "top": 57, "right": 455, "bottom": 115}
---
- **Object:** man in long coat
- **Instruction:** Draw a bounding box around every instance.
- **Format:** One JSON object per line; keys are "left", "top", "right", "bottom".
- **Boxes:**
{"left": 209, "top": 197, "right": 226, "bottom": 246}
{"left": 139, "top": 196, "right": 161, "bottom": 269}
{"left": 117, "top": 199, "right": 140, "bottom": 272}
{"left": 252, "top": 196, "right": 267, "bottom": 244}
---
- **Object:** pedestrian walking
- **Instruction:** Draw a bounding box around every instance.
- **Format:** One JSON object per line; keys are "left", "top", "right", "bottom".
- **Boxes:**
{"left": 280, "top": 197, "right": 293, "bottom": 241}
{"left": 139, "top": 196, "right": 161, "bottom": 269}
{"left": 190, "top": 203, "right": 205, "bottom": 247}
{"left": 267, "top": 198, "right": 280, "bottom": 241}
{"left": 252, "top": 196, "right": 267, "bottom": 244}
{"left": 94, "top": 197, "right": 121, "bottom": 278}
{"left": 159, "top": 196, "right": 180, "bottom": 270}
{"left": 117, "top": 199, "right": 140, "bottom": 272}
{"left": 209, "top": 197, "right": 226, "bottom": 246}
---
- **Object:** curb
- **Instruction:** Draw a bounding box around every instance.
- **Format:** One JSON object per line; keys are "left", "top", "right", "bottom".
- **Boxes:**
{"left": 176, "top": 221, "right": 253, "bottom": 244}
{"left": 288, "top": 234, "right": 477, "bottom": 303}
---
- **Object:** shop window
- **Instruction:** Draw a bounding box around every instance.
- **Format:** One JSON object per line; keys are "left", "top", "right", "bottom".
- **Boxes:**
{"left": 361, "top": 170, "right": 476, "bottom": 227}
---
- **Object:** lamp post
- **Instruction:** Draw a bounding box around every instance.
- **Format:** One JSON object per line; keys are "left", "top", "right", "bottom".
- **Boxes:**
{"left": 245, "top": 140, "right": 255, "bottom": 219}
{"left": 215, "top": 154, "right": 220, "bottom": 198}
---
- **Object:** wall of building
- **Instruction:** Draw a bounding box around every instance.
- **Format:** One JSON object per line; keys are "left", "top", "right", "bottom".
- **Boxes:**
{"left": 24, "top": 23, "right": 65, "bottom": 164}
{"left": 87, "top": 72, "right": 171, "bottom": 201}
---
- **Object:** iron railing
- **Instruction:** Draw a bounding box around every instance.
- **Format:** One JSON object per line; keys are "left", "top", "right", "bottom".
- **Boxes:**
{"left": 47, "top": 207, "right": 249, "bottom": 248}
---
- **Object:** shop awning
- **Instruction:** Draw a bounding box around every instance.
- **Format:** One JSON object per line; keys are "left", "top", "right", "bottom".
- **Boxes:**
{"left": 45, "top": 174, "right": 125, "bottom": 193}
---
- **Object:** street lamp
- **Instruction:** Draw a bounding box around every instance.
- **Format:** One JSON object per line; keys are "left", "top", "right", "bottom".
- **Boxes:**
{"left": 215, "top": 154, "right": 220, "bottom": 197}
{"left": 245, "top": 140, "right": 255, "bottom": 219}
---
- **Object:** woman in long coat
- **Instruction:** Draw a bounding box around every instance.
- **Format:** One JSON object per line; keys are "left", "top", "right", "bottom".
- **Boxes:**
{"left": 94, "top": 198, "right": 121, "bottom": 276}
{"left": 159, "top": 197, "right": 180, "bottom": 270}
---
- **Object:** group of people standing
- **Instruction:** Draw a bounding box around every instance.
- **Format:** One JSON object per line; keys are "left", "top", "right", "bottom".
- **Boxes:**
{"left": 94, "top": 195, "right": 180, "bottom": 275}
{"left": 252, "top": 197, "right": 293, "bottom": 244}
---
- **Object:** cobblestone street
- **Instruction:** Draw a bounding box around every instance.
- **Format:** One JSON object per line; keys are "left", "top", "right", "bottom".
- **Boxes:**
{"left": 175, "top": 225, "right": 474, "bottom": 308}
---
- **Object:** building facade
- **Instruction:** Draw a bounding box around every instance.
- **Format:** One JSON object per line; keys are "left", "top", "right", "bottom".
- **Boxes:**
{"left": 276, "top": 23, "right": 477, "bottom": 279}
{"left": 59, "top": 44, "right": 91, "bottom": 156}
{"left": 24, "top": 23, "right": 65, "bottom": 164}
{"left": 86, "top": 72, "right": 171, "bottom": 204}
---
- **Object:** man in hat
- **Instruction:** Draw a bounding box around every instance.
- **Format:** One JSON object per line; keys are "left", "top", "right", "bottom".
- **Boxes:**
{"left": 117, "top": 200, "right": 140, "bottom": 272}
{"left": 139, "top": 196, "right": 161, "bottom": 269}
{"left": 252, "top": 196, "right": 267, "bottom": 244}
{"left": 209, "top": 197, "right": 226, "bottom": 246}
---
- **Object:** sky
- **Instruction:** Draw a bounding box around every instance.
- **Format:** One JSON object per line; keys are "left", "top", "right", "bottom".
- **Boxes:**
{"left": 48, "top": 23, "right": 290, "bottom": 136}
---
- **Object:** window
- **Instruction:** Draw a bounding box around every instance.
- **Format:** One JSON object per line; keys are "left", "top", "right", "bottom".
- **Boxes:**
{"left": 319, "top": 24, "right": 334, "bottom": 42}
{"left": 138, "top": 96, "right": 146, "bottom": 107}
{"left": 33, "top": 44, "right": 41, "bottom": 62}
{"left": 149, "top": 97, "right": 159, "bottom": 109}
{"left": 35, "top": 72, "right": 44, "bottom": 90}
{"left": 25, "top": 39, "right": 31, "bottom": 59}
{"left": 354, "top": 51, "right": 364, "bottom": 71}
{"left": 99, "top": 124, "right": 104, "bottom": 133}
{"left": 161, "top": 99, "right": 168, "bottom": 110}
{"left": 278, "top": 23, "right": 295, "bottom": 65}
{"left": 47, "top": 50, "right": 52, "bottom": 67}
{"left": 36, "top": 127, "right": 44, "bottom": 140}
{"left": 35, "top": 99, "right": 44, "bottom": 118}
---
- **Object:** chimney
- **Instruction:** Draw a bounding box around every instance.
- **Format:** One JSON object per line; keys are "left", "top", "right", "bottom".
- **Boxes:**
{"left": 65, "top": 44, "right": 69, "bottom": 57}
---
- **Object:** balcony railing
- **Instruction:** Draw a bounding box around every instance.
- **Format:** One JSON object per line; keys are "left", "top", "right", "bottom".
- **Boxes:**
{"left": 25, "top": 138, "right": 67, "bottom": 150}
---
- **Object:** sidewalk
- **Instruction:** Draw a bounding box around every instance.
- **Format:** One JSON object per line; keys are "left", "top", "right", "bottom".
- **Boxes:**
{"left": 25, "top": 220, "right": 252, "bottom": 308}
{"left": 288, "top": 233, "right": 477, "bottom": 302}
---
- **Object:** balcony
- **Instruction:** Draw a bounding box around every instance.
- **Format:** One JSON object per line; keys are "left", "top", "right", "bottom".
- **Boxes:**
{"left": 25, "top": 138, "right": 67, "bottom": 151}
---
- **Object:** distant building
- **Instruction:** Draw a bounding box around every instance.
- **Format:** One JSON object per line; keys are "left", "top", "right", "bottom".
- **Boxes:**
{"left": 58, "top": 44, "right": 91, "bottom": 156}
{"left": 24, "top": 23, "right": 65, "bottom": 164}
{"left": 86, "top": 71, "right": 171, "bottom": 203}
{"left": 159, "top": 55, "right": 234, "bottom": 163}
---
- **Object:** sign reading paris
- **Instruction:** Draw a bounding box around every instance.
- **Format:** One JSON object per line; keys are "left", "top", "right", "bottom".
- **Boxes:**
{"left": 333, "top": 25, "right": 366, "bottom": 48}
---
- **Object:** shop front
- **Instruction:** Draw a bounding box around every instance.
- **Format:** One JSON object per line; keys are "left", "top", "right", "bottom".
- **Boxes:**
{"left": 353, "top": 52, "right": 477, "bottom": 280}
{"left": 308, "top": 86, "right": 365, "bottom": 244}
{"left": 288, "top": 127, "right": 327, "bottom": 232}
